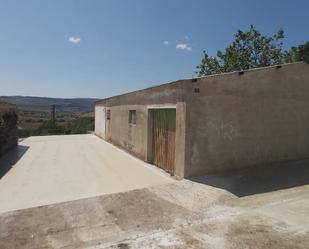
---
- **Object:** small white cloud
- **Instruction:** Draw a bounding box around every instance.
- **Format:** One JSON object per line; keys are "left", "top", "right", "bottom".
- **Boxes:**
{"left": 176, "top": 43, "right": 192, "bottom": 51}
{"left": 163, "top": 41, "right": 169, "bottom": 45}
{"left": 184, "top": 35, "right": 189, "bottom": 40}
{"left": 68, "top": 36, "right": 81, "bottom": 44}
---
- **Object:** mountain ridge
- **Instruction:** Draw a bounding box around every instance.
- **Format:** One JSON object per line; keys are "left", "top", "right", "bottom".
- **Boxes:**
{"left": 0, "top": 96, "right": 99, "bottom": 111}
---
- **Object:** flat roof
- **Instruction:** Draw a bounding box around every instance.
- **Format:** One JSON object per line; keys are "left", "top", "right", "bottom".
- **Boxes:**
{"left": 96, "top": 62, "right": 306, "bottom": 105}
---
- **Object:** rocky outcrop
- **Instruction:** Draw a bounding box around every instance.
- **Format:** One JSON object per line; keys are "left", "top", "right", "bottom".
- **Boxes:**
{"left": 0, "top": 101, "right": 17, "bottom": 157}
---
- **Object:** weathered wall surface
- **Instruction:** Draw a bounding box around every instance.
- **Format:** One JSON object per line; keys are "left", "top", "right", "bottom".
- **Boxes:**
{"left": 96, "top": 62, "right": 309, "bottom": 178}
{"left": 94, "top": 105, "right": 106, "bottom": 139}
{"left": 97, "top": 81, "right": 187, "bottom": 178}
{"left": 105, "top": 104, "right": 149, "bottom": 160}
{"left": 0, "top": 101, "right": 17, "bottom": 157}
{"left": 185, "top": 62, "right": 309, "bottom": 177}
{"left": 97, "top": 79, "right": 185, "bottom": 107}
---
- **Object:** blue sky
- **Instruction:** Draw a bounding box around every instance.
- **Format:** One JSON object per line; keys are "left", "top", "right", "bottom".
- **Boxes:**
{"left": 0, "top": 0, "right": 308, "bottom": 98}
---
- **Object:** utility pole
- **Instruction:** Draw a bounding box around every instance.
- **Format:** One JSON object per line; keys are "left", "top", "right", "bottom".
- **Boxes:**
{"left": 51, "top": 105, "right": 55, "bottom": 123}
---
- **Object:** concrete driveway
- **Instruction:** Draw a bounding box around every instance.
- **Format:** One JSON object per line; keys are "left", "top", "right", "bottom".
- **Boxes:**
{"left": 0, "top": 134, "right": 173, "bottom": 213}
{"left": 1, "top": 164, "right": 309, "bottom": 249}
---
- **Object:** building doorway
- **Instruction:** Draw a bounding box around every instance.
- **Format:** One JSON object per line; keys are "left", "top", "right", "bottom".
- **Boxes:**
{"left": 150, "top": 109, "right": 176, "bottom": 175}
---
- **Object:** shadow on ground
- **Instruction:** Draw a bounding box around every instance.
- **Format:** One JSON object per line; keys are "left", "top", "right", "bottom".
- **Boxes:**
{"left": 0, "top": 145, "right": 29, "bottom": 179}
{"left": 190, "top": 159, "right": 309, "bottom": 197}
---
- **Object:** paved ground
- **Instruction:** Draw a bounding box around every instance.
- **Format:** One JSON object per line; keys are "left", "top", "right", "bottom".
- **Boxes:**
{"left": 1, "top": 136, "right": 309, "bottom": 248}
{"left": 0, "top": 134, "right": 173, "bottom": 213}
{"left": 1, "top": 159, "right": 309, "bottom": 249}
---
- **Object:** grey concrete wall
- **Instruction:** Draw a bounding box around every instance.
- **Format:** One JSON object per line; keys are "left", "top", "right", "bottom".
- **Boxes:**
{"left": 0, "top": 101, "right": 17, "bottom": 157}
{"left": 97, "top": 81, "right": 187, "bottom": 178}
{"left": 184, "top": 62, "right": 309, "bottom": 177}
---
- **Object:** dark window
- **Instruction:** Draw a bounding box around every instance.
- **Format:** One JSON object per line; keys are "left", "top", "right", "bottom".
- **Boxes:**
{"left": 194, "top": 87, "right": 200, "bottom": 93}
{"left": 129, "top": 110, "right": 137, "bottom": 124}
{"left": 106, "top": 110, "right": 111, "bottom": 120}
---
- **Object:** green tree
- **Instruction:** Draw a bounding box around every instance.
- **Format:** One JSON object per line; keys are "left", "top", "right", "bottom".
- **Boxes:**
{"left": 285, "top": 41, "right": 309, "bottom": 63}
{"left": 196, "top": 25, "right": 287, "bottom": 76}
{"left": 36, "top": 120, "right": 64, "bottom": 135}
{"left": 64, "top": 117, "right": 94, "bottom": 134}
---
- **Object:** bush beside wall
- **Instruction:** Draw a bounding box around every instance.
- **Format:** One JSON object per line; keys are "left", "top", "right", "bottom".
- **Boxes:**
{"left": 0, "top": 102, "right": 18, "bottom": 157}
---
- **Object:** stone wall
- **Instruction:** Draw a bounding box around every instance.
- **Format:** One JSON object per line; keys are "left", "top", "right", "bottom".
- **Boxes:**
{"left": 0, "top": 101, "right": 18, "bottom": 157}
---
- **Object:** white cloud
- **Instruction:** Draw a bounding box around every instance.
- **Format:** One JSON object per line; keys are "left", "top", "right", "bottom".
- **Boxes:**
{"left": 163, "top": 41, "right": 169, "bottom": 45}
{"left": 176, "top": 43, "right": 192, "bottom": 51}
{"left": 68, "top": 36, "right": 81, "bottom": 44}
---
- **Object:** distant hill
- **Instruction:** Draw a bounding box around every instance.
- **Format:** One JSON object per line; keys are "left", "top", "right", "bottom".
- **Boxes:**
{"left": 0, "top": 96, "right": 99, "bottom": 132}
{"left": 0, "top": 96, "right": 99, "bottom": 112}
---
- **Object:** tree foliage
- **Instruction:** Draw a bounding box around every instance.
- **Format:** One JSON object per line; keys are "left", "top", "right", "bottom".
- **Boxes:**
{"left": 196, "top": 25, "right": 307, "bottom": 76}
{"left": 64, "top": 117, "right": 94, "bottom": 134}
{"left": 17, "top": 117, "right": 94, "bottom": 138}
{"left": 36, "top": 120, "right": 64, "bottom": 135}
{"left": 285, "top": 41, "right": 309, "bottom": 63}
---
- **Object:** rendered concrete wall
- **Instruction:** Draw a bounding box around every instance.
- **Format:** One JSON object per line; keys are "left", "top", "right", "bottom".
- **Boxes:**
{"left": 95, "top": 105, "right": 106, "bottom": 139}
{"left": 0, "top": 101, "right": 17, "bottom": 157}
{"left": 185, "top": 62, "right": 309, "bottom": 177}
{"left": 97, "top": 81, "right": 187, "bottom": 178}
{"left": 96, "top": 62, "right": 309, "bottom": 178}
{"left": 105, "top": 105, "right": 148, "bottom": 160}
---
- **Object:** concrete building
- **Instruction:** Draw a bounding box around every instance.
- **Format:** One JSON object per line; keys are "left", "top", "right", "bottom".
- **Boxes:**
{"left": 0, "top": 101, "right": 17, "bottom": 157}
{"left": 95, "top": 62, "right": 309, "bottom": 179}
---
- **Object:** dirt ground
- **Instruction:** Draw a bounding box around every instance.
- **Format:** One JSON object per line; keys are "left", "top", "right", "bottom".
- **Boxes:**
{"left": 1, "top": 159, "right": 309, "bottom": 249}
